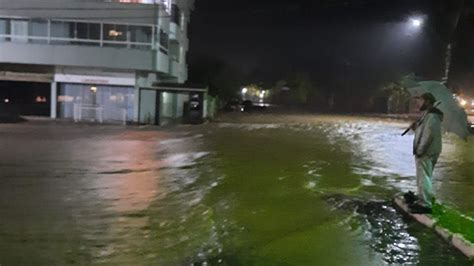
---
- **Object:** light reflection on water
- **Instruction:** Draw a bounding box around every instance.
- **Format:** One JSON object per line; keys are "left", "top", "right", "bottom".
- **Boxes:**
{"left": 0, "top": 119, "right": 472, "bottom": 265}
{"left": 203, "top": 118, "right": 471, "bottom": 265}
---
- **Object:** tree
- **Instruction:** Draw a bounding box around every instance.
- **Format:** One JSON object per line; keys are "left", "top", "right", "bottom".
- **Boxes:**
{"left": 287, "top": 73, "right": 313, "bottom": 104}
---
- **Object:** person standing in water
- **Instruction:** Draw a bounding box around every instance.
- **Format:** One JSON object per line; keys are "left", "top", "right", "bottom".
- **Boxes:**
{"left": 405, "top": 92, "right": 443, "bottom": 214}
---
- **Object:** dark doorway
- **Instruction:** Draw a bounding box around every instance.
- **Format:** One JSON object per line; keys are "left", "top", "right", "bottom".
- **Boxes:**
{"left": 0, "top": 81, "right": 50, "bottom": 116}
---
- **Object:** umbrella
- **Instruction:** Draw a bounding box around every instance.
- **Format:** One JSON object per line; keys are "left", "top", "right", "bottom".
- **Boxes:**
{"left": 404, "top": 81, "right": 469, "bottom": 140}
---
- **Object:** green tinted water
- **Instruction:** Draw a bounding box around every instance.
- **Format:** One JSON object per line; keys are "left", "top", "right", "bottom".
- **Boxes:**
{"left": 0, "top": 118, "right": 472, "bottom": 265}
{"left": 184, "top": 119, "right": 470, "bottom": 265}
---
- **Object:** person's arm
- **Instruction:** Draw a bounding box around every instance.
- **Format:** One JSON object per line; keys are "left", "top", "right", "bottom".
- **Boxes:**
{"left": 415, "top": 114, "right": 436, "bottom": 157}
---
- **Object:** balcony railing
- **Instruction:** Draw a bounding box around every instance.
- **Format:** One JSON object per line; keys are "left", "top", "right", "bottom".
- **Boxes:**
{"left": 0, "top": 16, "right": 169, "bottom": 52}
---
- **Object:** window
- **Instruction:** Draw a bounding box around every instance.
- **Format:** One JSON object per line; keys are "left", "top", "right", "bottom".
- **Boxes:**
{"left": 0, "top": 19, "right": 9, "bottom": 34}
{"left": 29, "top": 19, "right": 48, "bottom": 43}
{"left": 50, "top": 21, "right": 74, "bottom": 44}
{"left": 159, "top": 29, "right": 168, "bottom": 49}
{"left": 103, "top": 23, "right": 127, "bottom": 47}
{"left": 171, "top": 4, "right": 181, "bottom": 26}
{"left": 51, "top": 21, "right": 73, "bottom": 38}
{"left": 169, "top": 42, "right": 180, "bottom": 62}
{"left": 103, "top": 24, "right": 127, "bottom": 42}
{"left": 10, "top": 19, "right": 28, "bottom": 43}
{"left": 129, "top": 25, "right": 152, "bottom": 49}
{"left": 76, "top": 22, "right": 101, "bottom": 40}
{"left": 0, "top": 19, "right": 9, "bottom": 41}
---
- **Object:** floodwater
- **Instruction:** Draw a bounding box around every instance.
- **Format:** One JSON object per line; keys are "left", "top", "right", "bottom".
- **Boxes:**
{"left": 0, "top": 116, "right": 472, "bottom": 265}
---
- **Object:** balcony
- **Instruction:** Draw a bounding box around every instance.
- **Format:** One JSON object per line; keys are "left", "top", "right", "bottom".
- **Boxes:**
{"left": 0, "top": 17, "right": 170, "bottom": 72}
{"left": 169, "top": 59, "right": 179, "bottom": 78}
{"left": 169, "top": 22, "right": 181, "bottom": 42}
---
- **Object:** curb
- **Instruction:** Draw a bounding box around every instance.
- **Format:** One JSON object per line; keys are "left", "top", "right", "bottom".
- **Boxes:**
{"left": 393, "top": 197, "right": 474, "bottom": 261}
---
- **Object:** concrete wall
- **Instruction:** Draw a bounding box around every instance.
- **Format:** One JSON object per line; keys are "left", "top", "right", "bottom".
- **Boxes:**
{"left": 156, "top": 49, "right": 169, "bottom": 73}
{"left": 0, "top": 42, "right": 155, "bottom": 71}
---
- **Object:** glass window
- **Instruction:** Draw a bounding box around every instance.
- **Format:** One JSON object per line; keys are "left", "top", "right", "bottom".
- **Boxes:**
{"left": 169, "top": 42, "right": 179, "bottom": 61}
{"left": 10, "top": 19, "right": 28, "bottom": 43}
{"left": 103, "top": 24, "right": 127, "bottom": 48}
{"left": 103, "top": 24, "right": 127, "bottom": 42}
{"left": 171, "top": 4, "right": 181, "bottom": 26}
{"left": 129, "top": 25, "right": 152, "bottom": 43}
{"left": 76, "top": 22, "right": 100, "bottom": 40}
{"left": 58, "top": 84, "right": 135, "bottom": 122}
{"left": 29, "top": 19, "right": 48, "bottom": 44}
{"left": 159, "top": 29, "right": 168, "bottom": 49}
{"left": 51, "top": 21, "right": 73, "bottom": 38}
{"left": 29, "top": 19, "right": 47, "bottom": 37}
{"left": 50, "top": 21, "right": 74, "bottom": 45}
{"left": 0, "top": 19, "right": 9, "bottom": 35}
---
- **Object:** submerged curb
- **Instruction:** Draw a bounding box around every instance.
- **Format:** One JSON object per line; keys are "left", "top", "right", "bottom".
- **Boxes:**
{"left": 393, "top": 197, "right": 474, "bottom": 261}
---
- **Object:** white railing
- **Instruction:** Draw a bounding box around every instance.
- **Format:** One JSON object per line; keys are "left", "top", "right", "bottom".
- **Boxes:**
{"left": 74, "top": 104, "right": 104, "bottom": 123}
{"left": 73, "top": 104, "right": 128, "bottom": 125}
{"left": 0, "top": 16, "right": 169, "bottom": 52}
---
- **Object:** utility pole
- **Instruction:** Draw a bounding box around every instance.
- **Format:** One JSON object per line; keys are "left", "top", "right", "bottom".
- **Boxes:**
{"left": 441, "top": 0, "right": 465, "bottom": 85}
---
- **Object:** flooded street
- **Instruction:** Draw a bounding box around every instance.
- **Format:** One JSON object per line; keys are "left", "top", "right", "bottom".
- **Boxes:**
{"left": 0, "top": 115, "right": 472, "bottom": 265}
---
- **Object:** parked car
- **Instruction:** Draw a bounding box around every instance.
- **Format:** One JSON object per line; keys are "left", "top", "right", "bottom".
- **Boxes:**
{"left": 224, "top": 99, "right": 244, "bottom": 112}
{"left": 468, "top": 115, "right": 474, "bottom": 133}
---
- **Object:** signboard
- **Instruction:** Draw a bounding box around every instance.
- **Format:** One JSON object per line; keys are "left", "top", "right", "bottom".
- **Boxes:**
{"left": 54, "top": 74, "right": 135, "bottom": 86}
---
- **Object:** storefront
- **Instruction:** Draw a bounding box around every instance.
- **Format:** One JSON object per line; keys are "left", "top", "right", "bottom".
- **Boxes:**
{"left": 53, "top": 72, "right": 137, "bottom": 124}
{"left": 57, "top": 83, "right": 135, "bottom": 124}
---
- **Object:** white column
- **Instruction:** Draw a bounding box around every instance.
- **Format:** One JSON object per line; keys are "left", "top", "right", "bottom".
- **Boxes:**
{"left": 133, "top": 84, "right": 140, "bottom": 123}
{"left": 50, "top": 82, "right": 57, "bottom": 119}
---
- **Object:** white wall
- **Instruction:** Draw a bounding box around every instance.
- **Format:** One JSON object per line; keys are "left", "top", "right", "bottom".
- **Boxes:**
{"left": 139, "top": 89, "right": 156, "bottom": 124}
{"left": 0, "top": 42, "right": 156, "bottom": 71}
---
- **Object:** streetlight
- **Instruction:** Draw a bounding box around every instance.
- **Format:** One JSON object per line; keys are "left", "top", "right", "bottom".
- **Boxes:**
{"left": 242, "top": 87, "right": 248, "bottom": 94}
{"left": 410, "top": 17, "right": 424, "bottom": 28}
{"left": 412, "top": 19, "right": 422, "bottom": 27}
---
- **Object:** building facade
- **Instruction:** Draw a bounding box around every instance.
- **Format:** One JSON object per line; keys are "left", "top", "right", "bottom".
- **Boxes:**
{"left": 0, "top": 0, "right": 204, "bottom": 125}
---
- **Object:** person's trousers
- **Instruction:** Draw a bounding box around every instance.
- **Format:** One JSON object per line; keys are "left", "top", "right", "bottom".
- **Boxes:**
{"left": 415, "top": 156, "right": 438, "bottom": 208}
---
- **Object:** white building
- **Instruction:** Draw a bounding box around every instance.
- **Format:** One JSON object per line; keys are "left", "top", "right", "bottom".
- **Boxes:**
{"left": 0, "top": 0, "right": 205, "bottom": 125}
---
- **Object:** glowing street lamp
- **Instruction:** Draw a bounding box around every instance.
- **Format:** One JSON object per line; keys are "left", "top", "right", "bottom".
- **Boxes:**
{"left": 412, "top": 19, "right": 422, "bottom": 27}
{"left": 409, "top": 16, "right": 424, "bottom": 29}
{"left": 242, "top": 87, "right": 248, "bottom": 94}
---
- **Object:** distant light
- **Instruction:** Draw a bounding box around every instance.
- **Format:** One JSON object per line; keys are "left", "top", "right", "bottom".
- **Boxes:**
{"left": 471, "top": 100, "right": 474, "bottom": 106}
{"left": 412, "top": 19, "right": 422, "bottom": 27}
{"left": 90, "top": 86, "right": 98, "bottom": 93}
{"left": 4, "top": 98, "right": 9, "bottom": 103}
{"left": 35, "top": 96, "right": 47, "bottom": 103}
{"left": 242, "top": 88, "right": 248, "bottom": 94}
{"left": 460, "top": 99, "right": 467, "bottom": 106}
{"left": 108, "top": 30, "right": 123, "bottom": 37}
{"left": 410, "top": 17, "right": 424, "bottom": 28}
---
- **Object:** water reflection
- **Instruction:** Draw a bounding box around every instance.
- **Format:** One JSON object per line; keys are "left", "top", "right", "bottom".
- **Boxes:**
{"left": 0, "top": 118, "right": 472, "bottom": 265}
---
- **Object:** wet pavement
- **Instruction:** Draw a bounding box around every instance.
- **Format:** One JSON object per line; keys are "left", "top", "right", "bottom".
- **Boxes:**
{"left": 0, "top": 116, "right": 472, "bottom": 265}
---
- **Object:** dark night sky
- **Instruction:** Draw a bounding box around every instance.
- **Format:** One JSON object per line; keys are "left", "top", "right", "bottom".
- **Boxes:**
{"left": 187, "top": 0, "right": 469, "bottom": 92}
